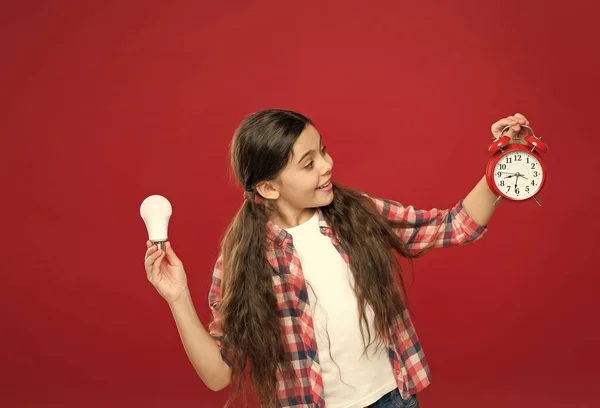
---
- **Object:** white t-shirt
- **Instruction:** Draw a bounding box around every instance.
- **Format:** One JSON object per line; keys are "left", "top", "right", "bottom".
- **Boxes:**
{"left": 285, "top": 210, "right": 397, "bottom": 408}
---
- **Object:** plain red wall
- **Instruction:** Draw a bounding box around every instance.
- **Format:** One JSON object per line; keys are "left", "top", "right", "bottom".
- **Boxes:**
{"left": 2, "top": 1, "right": 599, "bottom": 407}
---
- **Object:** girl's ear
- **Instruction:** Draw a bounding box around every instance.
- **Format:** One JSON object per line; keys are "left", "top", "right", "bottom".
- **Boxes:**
{"left": 256, "top": 180, "right": 280, "bottom": 200}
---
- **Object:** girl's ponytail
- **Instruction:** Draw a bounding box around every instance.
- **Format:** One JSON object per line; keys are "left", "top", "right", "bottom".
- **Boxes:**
{"left": 219, "top": 195, "right": 286, "bottom": 408}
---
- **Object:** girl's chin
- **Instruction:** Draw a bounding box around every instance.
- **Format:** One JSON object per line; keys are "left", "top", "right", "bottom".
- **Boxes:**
{"left": 315, "top": 191, "right": 334, "bottom": 205}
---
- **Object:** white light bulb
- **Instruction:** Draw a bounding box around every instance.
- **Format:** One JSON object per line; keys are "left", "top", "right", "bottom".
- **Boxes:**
{"left": 140, "top": 195, "right": 172, "bottom": 250}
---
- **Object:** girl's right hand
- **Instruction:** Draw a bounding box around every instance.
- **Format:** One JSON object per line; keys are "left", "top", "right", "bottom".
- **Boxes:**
{"left": 144, "top": 240, "right": 189, "bottom": 304}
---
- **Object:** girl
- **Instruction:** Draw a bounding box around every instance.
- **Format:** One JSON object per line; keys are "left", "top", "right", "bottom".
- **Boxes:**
{"left": 144, "top": 109, "right": 530, "bottom": 408}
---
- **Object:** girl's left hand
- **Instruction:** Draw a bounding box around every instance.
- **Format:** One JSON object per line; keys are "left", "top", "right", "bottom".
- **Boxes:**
{"left": 491, "top": 113, "right": 530, "bottom": 143}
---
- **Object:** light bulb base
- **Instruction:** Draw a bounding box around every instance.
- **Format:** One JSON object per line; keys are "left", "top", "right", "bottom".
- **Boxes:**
{"left": 152, "top": 240, "right": 166, "bottom": 250}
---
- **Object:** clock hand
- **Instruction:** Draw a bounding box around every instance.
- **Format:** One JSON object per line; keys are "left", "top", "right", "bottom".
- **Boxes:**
{"left": 514, "top": 172, "right": 529, "bottom": 180}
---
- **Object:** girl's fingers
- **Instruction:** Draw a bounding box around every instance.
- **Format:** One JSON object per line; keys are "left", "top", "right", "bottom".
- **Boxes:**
{"left": 145, "top": 248, "right": 161, "bottom": 266}
{"left": 513, "top": 113, "right": 529, "bottom": 124}
{"left": 145, "top": 244, "right": 157, "bottom": 261}
{"left": 164, "top": 241, "right": 182, "bottom": 266}
{"left": 152, "top": 250, "right": 165, "bottom": 269}
{"left": 506, "top": 116, "right": 526, "bottom": 125}
{"left": 145, "top": 242, "right": 162, "bottom": 281}
{"left": 494, "top": 119, "right": 513, "bottom": 128}
{"left": 492, "top": 119, "right": 514, "bottom": 134}
{"left": 493, "top": 115, "right": 530, "bottom": 137}
{"left": 495, "top": 120, "right": 520, "bottom": 135}
{"left": 149, "top": 251, "right": 166, "bottom": 280}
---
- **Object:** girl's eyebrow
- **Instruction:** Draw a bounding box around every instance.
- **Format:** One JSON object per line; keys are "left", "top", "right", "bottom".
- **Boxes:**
{"left": 296, "top": 135, "right": 322, "bottom": 164}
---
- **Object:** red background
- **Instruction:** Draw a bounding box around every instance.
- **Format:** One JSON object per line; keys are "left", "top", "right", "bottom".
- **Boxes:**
{"left": 2, "top": 1, "right": 599, "bottom": 407}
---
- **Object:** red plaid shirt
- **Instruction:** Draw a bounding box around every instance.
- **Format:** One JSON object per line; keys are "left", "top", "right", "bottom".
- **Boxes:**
{"left": 208, "top": 196, "right": 487, "bottom": 407}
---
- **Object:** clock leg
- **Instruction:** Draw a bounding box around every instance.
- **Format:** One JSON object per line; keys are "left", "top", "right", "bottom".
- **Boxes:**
{"left": 493, "top": 195, "right": 502, "bottom": 206}
{"left": 533, "top": 195, "right": 542, "bottom": 207}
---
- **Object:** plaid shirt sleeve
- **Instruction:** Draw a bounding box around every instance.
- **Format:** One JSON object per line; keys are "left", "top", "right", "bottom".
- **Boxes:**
{"left": 370, "top": 196, "right": 487, "bottom": 252}
{"left": 207, "top": 255, "right": 232, "bottom": 366}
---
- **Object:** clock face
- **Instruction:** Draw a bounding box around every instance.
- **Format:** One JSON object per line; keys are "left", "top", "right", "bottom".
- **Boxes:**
{"left": 493, "top": 151, "right": 544, "bottom": 200}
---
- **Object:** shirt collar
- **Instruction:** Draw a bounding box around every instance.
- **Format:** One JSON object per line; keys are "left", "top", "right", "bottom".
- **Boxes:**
{"left": 266, "top": 208, "right": 332, "bottom": 247}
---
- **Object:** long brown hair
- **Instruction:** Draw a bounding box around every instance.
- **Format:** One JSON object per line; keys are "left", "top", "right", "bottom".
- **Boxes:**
{"left": 218, "top": 109, "right": 423, "bottom": 407}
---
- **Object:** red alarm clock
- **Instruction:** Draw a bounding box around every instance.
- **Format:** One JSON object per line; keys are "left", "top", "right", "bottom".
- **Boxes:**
{"left": 485, "top": 124, "right": 548, "bottom": 206}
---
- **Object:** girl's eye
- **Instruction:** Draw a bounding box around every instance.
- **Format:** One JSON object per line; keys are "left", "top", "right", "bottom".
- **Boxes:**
{"left": 304, "top": 146, "right": 327, "bottom": 169}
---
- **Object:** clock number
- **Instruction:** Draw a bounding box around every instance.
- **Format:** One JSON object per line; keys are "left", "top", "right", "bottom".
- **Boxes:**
{"left": 496, "top": 171, "right": 502, "bottom": 177}
{"left": 526, "top": 157, "right": 530, "bottom": 164}
{"left": 531, "top": 180, "right": 536, "bottom": 186}
{"left": 500, "top": 180, "right": 505, "bottom": 186}
{"left": 531, "top": 163, "right": 536, "bottom": 169}
{"left": 533, "top": 171, "right": 539, "bottom": 177}
{"left": 515, "top": 154, "right": 522, "bottom": 162}
{"left": 515, "top": 187, "right": 520, "bottom": 195}
{"left": 505, "top": 157, "right": 512, "bottom": 164}
{"left": 500, "top": 164, "right": 507, "bottom": 170}
{"left": 507, "top": 186, "right": 511, "bottom": 192}
{"left": 525, "top": 186, "right": 530, "bottom": 193}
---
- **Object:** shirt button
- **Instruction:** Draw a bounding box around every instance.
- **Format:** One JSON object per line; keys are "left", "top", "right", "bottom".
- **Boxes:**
{"left": 394, "top": 369, "right": 402, "bottom": 376}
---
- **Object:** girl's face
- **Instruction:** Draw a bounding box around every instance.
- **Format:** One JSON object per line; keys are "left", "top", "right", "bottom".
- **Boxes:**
{"left": 261, "top": 124, "right": 334, "bottom": 223}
